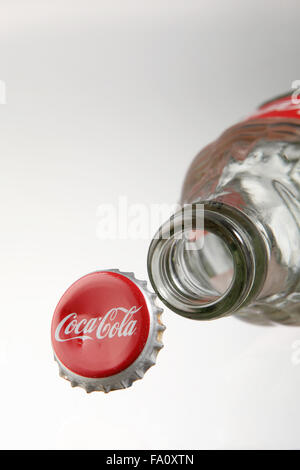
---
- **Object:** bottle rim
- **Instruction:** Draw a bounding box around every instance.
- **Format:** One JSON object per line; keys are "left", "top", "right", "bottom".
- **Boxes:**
{"left": 147, "top": 202, "right": 268, "bottom": 320}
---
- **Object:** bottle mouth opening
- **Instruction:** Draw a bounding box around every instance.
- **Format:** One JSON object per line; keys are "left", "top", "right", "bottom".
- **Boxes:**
{"left": 168, "top": 229, "right": 235, "bottom": 304}
{"left": 147, "top": 202, "right": 267, "bottom": 320}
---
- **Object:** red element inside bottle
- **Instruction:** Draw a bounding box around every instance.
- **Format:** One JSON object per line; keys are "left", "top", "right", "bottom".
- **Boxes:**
{"left": 246, "top": 93, "right": 300, "bottom": 121}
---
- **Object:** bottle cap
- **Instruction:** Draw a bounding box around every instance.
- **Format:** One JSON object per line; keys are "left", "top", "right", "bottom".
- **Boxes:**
{"left": 51, "top": 270, "right": 165, "bottom": 393}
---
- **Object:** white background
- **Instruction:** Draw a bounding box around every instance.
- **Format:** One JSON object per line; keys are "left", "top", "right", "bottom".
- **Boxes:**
{"left": 1, "top": 0, "right": 300, "bottom": 450}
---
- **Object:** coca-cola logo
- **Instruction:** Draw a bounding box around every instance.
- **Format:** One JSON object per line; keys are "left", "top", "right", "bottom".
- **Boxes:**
{"left": 51, "top": 271, "right": 151, "bottom": 378}
{"left": 55, "top": 306, "right": 141, "bottom": 342}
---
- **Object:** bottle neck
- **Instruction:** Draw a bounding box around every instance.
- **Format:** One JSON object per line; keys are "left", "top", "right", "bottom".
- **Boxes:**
{"left": 147, "top": 201, "right": 268, "bottom": 320}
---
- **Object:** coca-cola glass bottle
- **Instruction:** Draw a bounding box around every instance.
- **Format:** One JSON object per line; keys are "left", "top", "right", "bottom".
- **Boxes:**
{"left": 148, "top": 92, "right": 300, "bottom": 325}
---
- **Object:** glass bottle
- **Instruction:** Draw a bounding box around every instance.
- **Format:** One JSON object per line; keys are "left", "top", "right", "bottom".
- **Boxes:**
{"left": 147, "top": 92, "right": 300, "bottom": 324}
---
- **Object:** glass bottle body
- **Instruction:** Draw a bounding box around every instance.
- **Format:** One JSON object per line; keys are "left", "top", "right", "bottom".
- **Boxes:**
{"left": 148, "top": 104, "right": 300, "bottom": 324}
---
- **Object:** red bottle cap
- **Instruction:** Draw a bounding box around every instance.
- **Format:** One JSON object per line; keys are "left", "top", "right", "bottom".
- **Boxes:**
{"left": 51, "top": 270, "right": 165, "bottom": 393}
